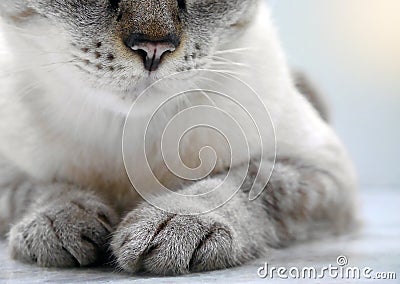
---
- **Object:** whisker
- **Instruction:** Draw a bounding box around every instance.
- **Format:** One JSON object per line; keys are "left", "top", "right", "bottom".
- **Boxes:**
{"left": 14, "top": 81, "right": 42, "bottom": 100}
{"left": 205, "top": 69, "right": 244, "bottom": 77}
{"left": 195, "top": 74, "right": 227, "bottom": 89}
{"left": 73, "top": 90, "right": 92, "bottom": 139}
{"left": 210, "top": 55, "right": 237, "bottom": 64}
{"left": 0, "top": 23, "right": 53, "bottom": 39}
{"left": 210, "top": 61, "right": 250, "bottom": 68}
{"left": 38, "top": 59, "right": 79, "bottom": 68}
{"left": 13, "top": 64, "right": 71, "bottom": 102}
{"left": 192, "top": 81, "right": 217, "bottom": 107}
{"left": 214, "top": 47, "right": 255, "bottom": 55}
{"left": 0, "top": 58, "right": 79, "bottom": 78}
{"left": 210, "top": 54, "right": 250, "bottom": 64}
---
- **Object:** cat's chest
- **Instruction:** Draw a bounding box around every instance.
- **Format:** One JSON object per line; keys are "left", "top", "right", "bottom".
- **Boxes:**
{"left": 53, "top": 101, "right": 236, "bottom": 209}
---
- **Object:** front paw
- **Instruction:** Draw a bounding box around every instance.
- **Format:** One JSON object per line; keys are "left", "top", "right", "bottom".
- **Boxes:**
{"left": 9, "top": 192, "right": 118, "bottom": 267}
{"left": 111, "top": 205, "right": 239, "bottom": 275}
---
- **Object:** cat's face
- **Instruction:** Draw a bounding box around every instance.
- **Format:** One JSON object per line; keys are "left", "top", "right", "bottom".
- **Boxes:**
{"left": 2, "top": 0, "right": 258, "bottom": 97}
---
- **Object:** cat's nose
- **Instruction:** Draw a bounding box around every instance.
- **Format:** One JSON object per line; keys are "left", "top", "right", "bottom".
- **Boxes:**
{"left": 131, "top": 42, "right": 176, "bottom": 72}
{"left": 125, "top": 33, "right": 180, "bottom": 72}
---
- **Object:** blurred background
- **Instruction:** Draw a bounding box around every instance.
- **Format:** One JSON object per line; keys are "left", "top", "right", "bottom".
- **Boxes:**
{"left": 269, "top": 0, "right": 400, "bottom": 190}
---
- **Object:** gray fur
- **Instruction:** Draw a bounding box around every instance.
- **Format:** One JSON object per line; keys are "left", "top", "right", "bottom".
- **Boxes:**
{"left": 293, "top": 71, "right": 330, "bottom": 122}
{"left": 111, "top": 159, "right": 357, "bottom": 275}
{"left": 111, "top": 176, "right": 271, "bottom": 275}
{"left": 8, "top": 184, "right": 118, "bottom": 267}
{"left": 0, "top": 0, "right": 257, "bottom": 94}
{"left": 0, "top": 0, "right": 359, "bottom": 276}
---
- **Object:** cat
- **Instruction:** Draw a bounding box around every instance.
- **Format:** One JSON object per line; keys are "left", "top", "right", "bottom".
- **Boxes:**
{"left": 0, "top": 0, "right": 359, "bottom": 275}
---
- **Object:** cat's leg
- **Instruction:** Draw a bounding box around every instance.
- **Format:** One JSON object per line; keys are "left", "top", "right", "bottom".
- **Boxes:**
{"left": 0, "top": 180, "right": 30, "bottom": 237}
{"left": 1, "top": 180, "right": 119, "bottom": 267}
{"left": 111, "top": 158, "right": 358, "bottom": 275}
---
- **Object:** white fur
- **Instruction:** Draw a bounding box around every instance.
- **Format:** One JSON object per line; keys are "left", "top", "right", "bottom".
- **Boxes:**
{"left": 0, "top": 2, "right": 357, "bottom": 213}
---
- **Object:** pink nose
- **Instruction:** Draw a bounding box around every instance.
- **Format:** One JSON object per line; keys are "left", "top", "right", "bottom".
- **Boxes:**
{"left": 131, "top": 42, "right": 176, "bottom": 72}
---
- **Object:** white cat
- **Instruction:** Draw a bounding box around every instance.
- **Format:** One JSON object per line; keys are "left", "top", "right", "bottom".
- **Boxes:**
{"left": 0, "top": 0, "right": 358, "bottom": 275}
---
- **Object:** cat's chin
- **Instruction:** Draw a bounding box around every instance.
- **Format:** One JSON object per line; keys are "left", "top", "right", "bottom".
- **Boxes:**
{"left": 75, "top": 68, "right": 202, "bottom": 117}
{"left": 101, "top": 70, "right": 194, "bottom": 96}
{"left": 83, "top": 76, "right": 167, "bottom": 116}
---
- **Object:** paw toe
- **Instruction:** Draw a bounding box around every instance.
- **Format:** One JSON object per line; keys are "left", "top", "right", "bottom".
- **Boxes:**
{"left": 113, "top": 209, "right": 236, "bottom": 275}
{"left": 9, "top": 199, "right": 117, "bottom": 267}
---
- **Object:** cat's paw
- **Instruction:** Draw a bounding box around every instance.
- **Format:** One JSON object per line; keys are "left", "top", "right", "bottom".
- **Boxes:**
{"left": 9, "top": 193, "right": 118, "bottom": 267}
{"left": 111, "top": 205, "right": 240, "bottom": 275}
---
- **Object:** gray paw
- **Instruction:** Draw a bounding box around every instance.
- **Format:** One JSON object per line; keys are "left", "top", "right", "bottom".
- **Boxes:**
{"left": 111, "top": 205, "right": 239, "bottom": 275}
{"left": 9, "top": 193, "right": 118, "bottom": 267}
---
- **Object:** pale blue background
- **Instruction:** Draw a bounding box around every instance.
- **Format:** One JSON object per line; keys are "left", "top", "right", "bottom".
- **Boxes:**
{"left": 269, "top": 0, "right": 400, "bottom": 189}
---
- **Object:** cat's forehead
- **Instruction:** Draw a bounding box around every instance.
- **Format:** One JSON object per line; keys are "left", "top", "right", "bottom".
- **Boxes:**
{"left": 19, "top": 0, "right": 250, "bottom": 10}
{"left": 1, "top": 0, "right": 257, "bottom": 24}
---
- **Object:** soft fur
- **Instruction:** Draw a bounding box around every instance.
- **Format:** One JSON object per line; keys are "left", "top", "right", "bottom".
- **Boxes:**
{"left": 0, "top": 0, "right": 358, "bottom": 275}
